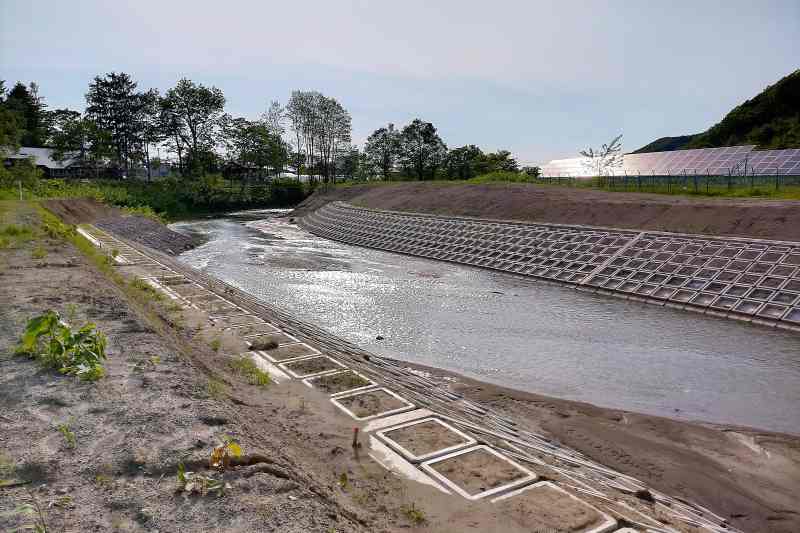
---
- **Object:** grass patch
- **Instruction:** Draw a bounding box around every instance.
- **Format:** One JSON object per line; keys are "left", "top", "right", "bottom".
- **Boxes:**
{"left": 31, "top": 245, "right": 47, "bottom": 259}
{"left": 229, "top": 356, "right": 271, "bottom": 387}
{"left": 400, "top": 502, "right": 427, "bottom": 525}
{"left": 206, "top": 378, "right": 227, "bottom": 400}
{"left": 129, "top": 277, "right": 164, "bottom": 302}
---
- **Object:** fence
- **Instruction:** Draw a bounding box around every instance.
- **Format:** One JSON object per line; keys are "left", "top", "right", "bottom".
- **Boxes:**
{"left": 537, "top": 172, "right": 800, "bottom": 194}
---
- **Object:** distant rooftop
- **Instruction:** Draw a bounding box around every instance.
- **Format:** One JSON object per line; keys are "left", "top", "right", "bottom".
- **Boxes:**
{"left": 3, "top": 146, "right": 77, "bottom": 169}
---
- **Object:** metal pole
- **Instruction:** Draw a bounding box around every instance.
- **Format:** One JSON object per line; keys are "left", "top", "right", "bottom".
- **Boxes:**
{"left": 19, "top": 180, "right": 22, "bottom": 201}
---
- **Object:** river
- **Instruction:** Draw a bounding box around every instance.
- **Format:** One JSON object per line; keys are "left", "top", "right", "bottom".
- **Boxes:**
{"left": 172, "top": 209, "right": 800, "bottom": 434}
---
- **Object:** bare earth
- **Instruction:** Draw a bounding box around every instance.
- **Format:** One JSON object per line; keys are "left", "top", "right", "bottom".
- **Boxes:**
{"left": 3, "top": 197, "right": 800, "bottom": 532}
{"left": 294, "top": 182, "right": 800, "bottom": 241}
{"left": 400, "top": 360, "right": 800, "bottom": 533}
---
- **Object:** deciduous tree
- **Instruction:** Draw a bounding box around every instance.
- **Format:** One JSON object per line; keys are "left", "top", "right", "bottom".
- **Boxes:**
{"left": 398, "top": 119, "right": 447, "bottom": 180}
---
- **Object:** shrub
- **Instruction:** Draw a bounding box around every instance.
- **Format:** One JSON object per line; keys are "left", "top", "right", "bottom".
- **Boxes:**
{"left": 16, "top": 310, "right": 108, "bottom": 381}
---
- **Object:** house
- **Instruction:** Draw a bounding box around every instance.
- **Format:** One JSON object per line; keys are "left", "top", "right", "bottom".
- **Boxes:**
{"left": 2, "top": 146, "right": 86, "bottom": 178}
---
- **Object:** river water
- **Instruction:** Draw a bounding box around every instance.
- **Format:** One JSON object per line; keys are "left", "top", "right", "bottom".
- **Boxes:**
{"left": 172, "top": 210, "right": 800, "bottom": 434}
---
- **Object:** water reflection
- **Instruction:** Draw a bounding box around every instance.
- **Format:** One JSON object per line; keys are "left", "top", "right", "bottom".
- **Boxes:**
{"left": 173, "top": 211, "right": 800, "bottom": 433}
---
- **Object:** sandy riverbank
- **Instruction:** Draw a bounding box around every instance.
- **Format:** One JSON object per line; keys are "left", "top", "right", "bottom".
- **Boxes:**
{"left": 396, "top": 359, "right": 800, "bottom": 533}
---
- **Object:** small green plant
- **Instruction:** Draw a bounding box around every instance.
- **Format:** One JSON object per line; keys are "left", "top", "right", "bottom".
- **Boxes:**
{"left": 111, "top": 248, "right": 119, "bottom": 258}
{"left": 15, "top": 310, "right": 107, "bottom": 381}
{"left": 206, "top": 378, "right": 226, "bottom": 400}
{"left": 228, "top": 356, "right": 271, "bottom": 387}
{"left": 65, "top": 303, "right": 79, "bottom": 324}
{"left": 129, "top": 277, "right": 163, "bottom": 302}
{"left": 337, "top": 472, "right": 349, "bottom": 491}
{"left": 57, "top": 419, "right": 76, "bottom": 449}
{"left": 209, "top": 337, "right": 221, "bottom": 352}
{"left": 31, "top": 245, "right": 47, "bottom": 259}
{"left": 400, "top": 502, "right": 427, "bottom": 525}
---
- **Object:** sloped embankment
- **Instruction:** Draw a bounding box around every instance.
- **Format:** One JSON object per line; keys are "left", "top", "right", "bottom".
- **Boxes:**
{"left": 294, "top": 182, "right": 800, "bottom": 241}
{"left": 43, "top": 197, "right": 196, "bottom": 254}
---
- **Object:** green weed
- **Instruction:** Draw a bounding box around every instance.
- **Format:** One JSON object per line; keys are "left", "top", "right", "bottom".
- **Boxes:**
{"left": 31, "top": 245, "right": 47, "bottom": 259}
{"left": 400, "top": 502, "right": 427, "bottom": 525}
{"left": 206, "top": 378, "right": 226, "bottom": 400}
{"left": 229, "top": 356, "right": 271, "bottom": 387}
{"left": 15, "top": 310, "right": 108, "bottom": 381}
{"left": 209, "top": 337, "right": 221, "bottom": 352}
{"left": 57, "top": 419, "right": 77, "bottom": 449}
{"left": 130, "top": 277, "right": 164, "bottom": 302}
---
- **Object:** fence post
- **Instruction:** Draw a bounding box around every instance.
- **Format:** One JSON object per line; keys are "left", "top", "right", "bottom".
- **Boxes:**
{"left": 18, "top": 180, "right": 22, "bottom": 201}
{"left": 776, "top": 168, "right": 780, "bottom": 191}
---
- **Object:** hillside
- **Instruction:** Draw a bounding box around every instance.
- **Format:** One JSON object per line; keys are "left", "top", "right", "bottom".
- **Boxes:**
{"left": 635, "top": 69, "right": 800, "bottom": 153}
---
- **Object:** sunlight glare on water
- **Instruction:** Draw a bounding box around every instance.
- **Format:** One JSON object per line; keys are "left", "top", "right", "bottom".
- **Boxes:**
{"left": 173, "top": 210, "right": 800, "bottom": 434}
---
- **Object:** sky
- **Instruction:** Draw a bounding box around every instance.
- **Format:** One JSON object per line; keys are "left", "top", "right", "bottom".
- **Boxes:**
{"left": 1, "top": 1, "right": 798, "bottom": 165}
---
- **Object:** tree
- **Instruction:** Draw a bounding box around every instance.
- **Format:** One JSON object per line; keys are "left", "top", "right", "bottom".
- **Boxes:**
{"left": 162, "top": 79, "right": 226, "bottom": 175}
{"left": 49, "top": 109, "right": 113, "bottom": 175}
{"left": 0, "top": 81, "right": 23, "bottom": 151}
{"left": 221, "top": 115, "right": 288, "bottom": 178}
{"left": 136, "top": 89, "right": 162, "bottom": 181}
{"left": 521, "top": 165, "right": 541, "bottom": 178}
{"left": 285, "top": 90, "right": 351, "bottom": 182}
{"left": 398, "top": 119, "right": 447, "bottom": 180}
{"left": 364, "top": 124, "right": 400, "bottom": 179}
{"left": 580, "top": 134, "right": 623, "bottom": 176}
{"left": 3, "top": 81, "right": 50, "bottom": 147}
{"left": 262, "top": 100, "right": 285, "bottom": 136}
{"left": 86, "top": 72, "right": 154, "bottom": 173}
{"left": 444, "top": 144, "right": 484, "bottom": 179}
{"left": 482, "top": 150, "right": 519, "bottom": 173}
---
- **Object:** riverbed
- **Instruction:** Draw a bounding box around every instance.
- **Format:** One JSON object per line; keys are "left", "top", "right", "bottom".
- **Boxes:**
{"left": 172, "top": 210, "right": 800, "bottom": 434}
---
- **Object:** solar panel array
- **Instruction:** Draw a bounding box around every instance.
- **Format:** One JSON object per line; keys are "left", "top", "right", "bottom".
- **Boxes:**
{"left": 301, "top": 202, "right": 800, "bottom": 329}
{"left": 540, "top": 146, "right": 800, "bottom": 177}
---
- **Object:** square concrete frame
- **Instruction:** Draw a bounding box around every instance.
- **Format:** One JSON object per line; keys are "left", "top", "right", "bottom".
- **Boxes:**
{"left": 420, "top": 445, "right": 537, "bottom": 500}
{"left": 278, "top": 355, "right": 347, "bottom": 379}
{"left": 212, "top": 314, "right": 265, "bottom": 328}
{"left": 239, "top": 325, "right": 288, "bottom": 338}
{"left": 302, "top": 369, "right": 376, "bottom": 397}
{"left": 258, "top": 342, "right": 322, "bottom": 363}
{"left": 490, "top": 481, "right": 617, "bottom": 533}
{"left": 376, "top": 417, "right": 477, "bottom": 463}
{"left": 331, "top": 387, "right": 415, "bottom": 421}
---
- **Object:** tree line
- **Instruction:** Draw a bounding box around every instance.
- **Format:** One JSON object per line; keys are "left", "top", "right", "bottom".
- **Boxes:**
{"left": 1, "top": 73, "right": 539, "bottom": 183}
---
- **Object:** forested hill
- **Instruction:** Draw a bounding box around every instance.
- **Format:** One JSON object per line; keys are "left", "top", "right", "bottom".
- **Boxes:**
{"left": 634, "top": 69, "right": 800, "bottom": 153}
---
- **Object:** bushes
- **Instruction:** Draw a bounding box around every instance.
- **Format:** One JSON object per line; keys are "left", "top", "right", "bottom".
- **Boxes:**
{"left": 0, "top": 176, "right": 312, "bottom": 219}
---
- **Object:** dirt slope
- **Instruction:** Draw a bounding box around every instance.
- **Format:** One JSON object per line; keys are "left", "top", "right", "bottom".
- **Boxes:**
{"left": 294, "top": 183, "right": 800, "bottom": 241}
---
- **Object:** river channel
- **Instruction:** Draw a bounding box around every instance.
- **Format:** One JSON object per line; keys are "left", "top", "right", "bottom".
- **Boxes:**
{"left": 172, "top": 210, "right": 800, "bottom": 434}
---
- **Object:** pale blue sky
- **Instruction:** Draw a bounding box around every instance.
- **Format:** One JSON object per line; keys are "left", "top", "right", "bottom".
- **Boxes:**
{"left": 2, "top": 0, "right": 798, "bottom": 165}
